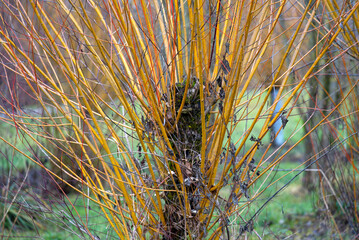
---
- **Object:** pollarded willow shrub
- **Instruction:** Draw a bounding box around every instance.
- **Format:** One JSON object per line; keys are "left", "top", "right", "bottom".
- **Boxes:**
{"left": 0, "top": 0, "right": 358, "bottom": 239}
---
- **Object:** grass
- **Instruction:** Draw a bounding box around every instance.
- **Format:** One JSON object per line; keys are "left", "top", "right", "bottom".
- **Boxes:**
{"left": 246, "top": 162, "right": 317, "bottom": 238}
{"left": 1, "top": 193, "right": 116, "bottom": 239}
{"left": 2, "top": 141, "right": 354, "bottom": 239}
{"left": 1, "top": 161, "right": 317, "bottom": 239}
{"left": 0, "top": 106, "right": 305, "bottom": 177}
{"left": 0, "top": 122, "right": 36, "bottom": 169}
{"left": 0, "top": 99, "right": 347, "bottom": 239}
